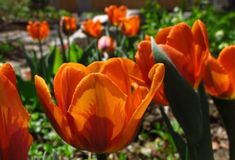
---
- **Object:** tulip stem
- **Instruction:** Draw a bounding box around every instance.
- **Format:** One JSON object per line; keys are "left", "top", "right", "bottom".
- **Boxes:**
{"left": 120, "top": 35, "right": 126, "bottom": 49}
{"left": 38, "top": 39, "right": 45, "bottom": 78}
{"left": 57, "top": 28, "right": 67, "bottom": 62}
{"left": 67, "top": 35, "right": 71, "bottom": 62}
{"left": 96, "top": 153, "right": 107, "bottom": 160}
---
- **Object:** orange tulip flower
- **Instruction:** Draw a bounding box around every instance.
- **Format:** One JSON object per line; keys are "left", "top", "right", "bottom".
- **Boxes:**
{"left": 82, "top": 19, "right": 103, "bottom": 38}
{"left": 120, "top": 16, "right": 140, "bottom": 37}
{"left": 155, "top": 19, "right": 210, "bottom": 88}
{"left": 0, "top": 64, "right": 32, "bottom": 160}
{"left": 35, "top": 58, "right": 165, "bottom": 153}
{"left": 60, "top": 16, "right": 77, "bottom": 36}
{"left": 105, "top": 5, "right": 128, "bottom": 26}
{"left": 98, "top": 36, "right": 116, "bottom": 52}
{"left": 204, "top": 46, "right": 235, "bottom": 99}
{"left": 135, "top": 40, "right": 168, "bottom": 105}
{"left": 27, "top": 21, "right": 50, "bottom": 40}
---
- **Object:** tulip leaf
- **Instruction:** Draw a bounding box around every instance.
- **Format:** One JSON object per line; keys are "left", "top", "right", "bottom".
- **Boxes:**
{"left": 23, "top": 48, "right": 38, "bottom": 76}
{"left": 197, "top": 84, "right": 214, "bottom": 160}
{"left": 48, "top": 46, "right": 63, "bottom": 74}
{"left": 213, "top": 97, "right": 235, "bottom": 160}
{"left": 151, "top": 38, "right": 203, "bottom": 146}
{"left": 69, "top": 44, "right": 83, "bottom": 62}
{"left": 159, "top": 106, "right": 188, "bottom": 160}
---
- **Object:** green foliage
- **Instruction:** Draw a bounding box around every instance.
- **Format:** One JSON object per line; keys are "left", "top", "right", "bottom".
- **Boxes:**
{"left": 29, "top": 112, "right": 75, "bottom": 159}
{"left": 0, "top": 43, "right": 13, "bottom": 61}
{"left": 0, "top": 0, "right": 70, "bottom": 21}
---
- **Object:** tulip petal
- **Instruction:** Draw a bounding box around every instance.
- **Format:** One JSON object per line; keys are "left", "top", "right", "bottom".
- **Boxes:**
{"left": 109, "top": 63, "right": 165, "bottom": 152}
{"left": 82, "top": 19, "right": 102, "bottom": 38}
{"left": 135, "top": 41, "right": 155, "bottom": 84}
{"left": 35, "top": 75, "right": 72, "bottom": 143}
{"left": 164, "top": 23, "right": 194, "bottom": 57}
{"left": 218, "top": 45, "right": 235, "bottom": 73}
{"left": 155, "top": 26, "right": 172, "bottom": 44}
{"left": 0, "top": 63, "right": 16, "bottom": 87}
{"left": 87, "top": 61, "right": 104, "bottom": 73}
{"left": 100, "top": 58, "right": 131, "bottom": 94}
{"left": 7, "top": 127, "right": 33, "bottom": 160}
{"left": 68, "top": 73, "right": 127, "bottom": 152}
{"left": 217, "top": 46, "right": 235, "bottom": 98}
{"left": 121, "top": 58, "right": 144, "bottom": 81}
{"left": 192, "top": 20, "right": 209, "bottom": 52}
{"left": 204, "top": 57, "right": 232, "bottom": 98}
{"left": 121, "top": 58, "right": 146, "bottom": 87}
{"left": 105, "top": 5, "right": 127, "bottom": 25}
{"left": 159, "top": 44, "right": 195, "bottom": 86}
{"left": 100, "top": 58, "right": 146, "bottom": 120}
{"left": 192, "top": 20, "right": 210, "bottom": 86}
{"left": 121, "top": 16, "right": 140, "bottom": 37}
{"left": 0, "top": 73, "right": 32, "bottom": 159}
{"left": 54, "top": 63, "right": 87, "bottom": 113}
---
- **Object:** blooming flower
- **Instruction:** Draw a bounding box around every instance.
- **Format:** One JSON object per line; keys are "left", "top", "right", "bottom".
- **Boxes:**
{"left": 135, "top": 41, "right": 168, "bottom": 105}
{"left": 105, "top": 5, "right": 127, "bottom": 26}
{"left": 98, "top": 36, "right": 116, "bottom": 53}
{"left": 35, "top": 58, "right": 164, "bottom": 153}
{"left": 120, "top": 16, "right": 140, "bottom": 37}
{"left": 0, "top": 64, "right": 32, "bottom": 160}
{"left": 60, "top": 16, "right": 77, "bottom": 36}
{"left": 155, "top": 19, "right": 210, "bottom": 88}
{"left": 82, "top": 19, "right": 103, "bottom": 38}
{"left": 27, "top": 21, "right": 50, "bottom": 40}
{"left": 204, "top": 46, "right": 235, "bottom": 99}
{"left": 135, "top": 20, "right": 210, "bottom": 104}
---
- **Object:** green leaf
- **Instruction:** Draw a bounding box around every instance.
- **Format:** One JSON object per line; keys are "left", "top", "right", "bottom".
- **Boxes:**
{"left": 213, "top": 97, "right": 235, "bottom": 160}
{"left": 48, "top": 47, "right": 63, "bottom": 74}
{"left": 23, "top": 49, "right": 38, "bottom": 76}
{"left": 159, "top": 106, "right": 188, "bottom": 160}
{"left": 151, "top": 38, "right": 203, "bottom": 146}
{"left": 17, "top": 76, "right": 37, "bottom": 98}
{"left": 69, "top": 44, "right": 83, "bottom": 62}
{"left": 196, "top": 84, "right": 214, "bottom": 160}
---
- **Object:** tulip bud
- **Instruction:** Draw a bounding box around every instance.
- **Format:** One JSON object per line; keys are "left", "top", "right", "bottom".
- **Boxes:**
{"left": 98, "top": 36, "right": 116, "bottom": 53}
{"left": 27, "top": 21, "right": 50, "bottom": 40}
{"left": 60, "top": 16, "right": 77, "bottom": 36}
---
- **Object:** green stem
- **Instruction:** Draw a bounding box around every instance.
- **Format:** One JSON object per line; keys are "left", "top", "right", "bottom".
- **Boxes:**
{"left": 80, "top": 39, "right": 97, "bottom": 65}
{"left": 105, "top": 25, "right": 110, "bottom": 36}
{"left": 120, "top": 35, "right": 126, "bottom": 48}
{"left": 38, "top": 39, "right": 45, "bottom": 77}
{"left": 84, "top": 39, "right": 97, "bottom": 52}
{"left": 57, "top": 28, "right": 67, "bottom": 62}
{"left": 67, "top": 35, "right": 71, "bottom": 62}
{"left": 96, "top": 153, "right": 107, "bottom": 160}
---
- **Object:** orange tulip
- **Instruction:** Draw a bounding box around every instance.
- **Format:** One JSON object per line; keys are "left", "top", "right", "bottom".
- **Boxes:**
{"left": 60, "top": 16, "right": 77, "bottom": 36}
{"left": 35, "top": 58, "right": 165, "bottom": 153}
{"left": 120, "top": 16, "right": 140, "bottom": 37}
{"left": 155, "top": 19, "right": 210, "bottom": 88}
{"left": 0, "top": 64, "right": 33, "bottom": 160}
{"left": 144, "top": 35, "right": 151, "bottom": 41}
{"left": 204, "top": 46, "right": 235, "bottom": 99}
{"left": 27, "top": 21, "right": 50, "bottom": 40}
{"left": 135, "top": 40, "right": 168, "bottom": 105}
{"left": 98, "top": 36, "right": 116, "bottom": 52}
{"left": 105, "top": 5, "right": 128, "bottom": 26}
{"left": 82, "top": 19, "right": 103, "bottom": 38}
